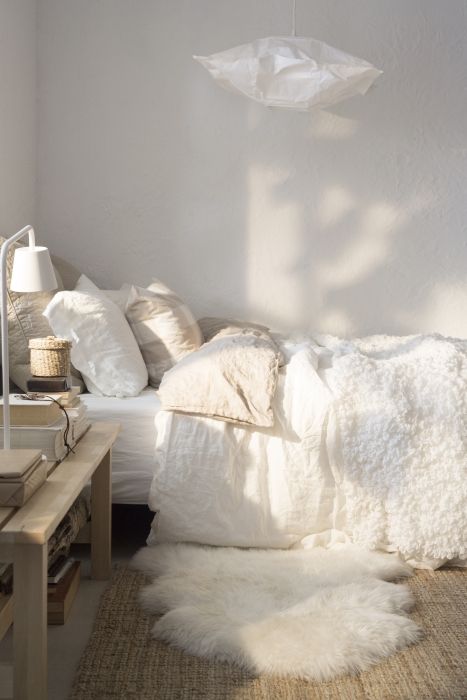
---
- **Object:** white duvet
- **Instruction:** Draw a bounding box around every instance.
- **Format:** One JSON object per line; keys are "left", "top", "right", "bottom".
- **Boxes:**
{"left": 148, "top": 334, "right": 467, "bottom": 568}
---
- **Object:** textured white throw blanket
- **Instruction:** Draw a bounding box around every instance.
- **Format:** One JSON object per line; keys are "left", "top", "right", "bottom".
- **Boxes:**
{"left": 321, "top": 333, "right": 467, "bottom": 562}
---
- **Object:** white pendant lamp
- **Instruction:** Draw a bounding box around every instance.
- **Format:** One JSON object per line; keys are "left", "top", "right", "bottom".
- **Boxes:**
{"left": 194, "top": 1, "right": 382, "bottom": 111}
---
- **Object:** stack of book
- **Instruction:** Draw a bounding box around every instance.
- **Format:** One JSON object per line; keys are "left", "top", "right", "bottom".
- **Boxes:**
{"left": 44, "top": 386, "right": 91, "bottom": 448}
{"left": 1, "top": 555, "right": 81, "bottom": 625}
{"left": 0, "top": 449, "right": 47, "bottom": 507}
{"left": 47, "top": 556, "right": 81, "bottom": 624}
{"left": 0, "top": 562, "right": 13, "bottom": 599}
{"left": 0, "top": 387, "right": 90, "bottom": 462}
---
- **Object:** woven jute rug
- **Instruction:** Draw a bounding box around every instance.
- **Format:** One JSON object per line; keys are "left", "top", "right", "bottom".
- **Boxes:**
{"left": 70, "top": 565, "right": 467, "bottom": 700}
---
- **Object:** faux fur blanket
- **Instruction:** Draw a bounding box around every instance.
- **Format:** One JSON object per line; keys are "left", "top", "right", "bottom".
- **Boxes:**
{"left": 321, "top": 333, "right": 467, "bottom": 562}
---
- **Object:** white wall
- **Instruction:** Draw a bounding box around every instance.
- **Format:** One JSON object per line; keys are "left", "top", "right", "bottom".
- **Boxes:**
{"left": 37, "top": 0, "right": 467, "bottom": 337}
{"left": 0, "top": 0, "right": 36, "bottom": 235}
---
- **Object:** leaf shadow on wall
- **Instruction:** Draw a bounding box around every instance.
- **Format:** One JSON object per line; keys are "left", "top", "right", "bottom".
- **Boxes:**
{"left": 238, "top": 90, "right": 467, "bottom": 338}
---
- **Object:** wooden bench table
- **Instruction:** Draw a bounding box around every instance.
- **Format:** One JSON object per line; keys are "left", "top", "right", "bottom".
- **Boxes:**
{"left": 0, "top": 422, "right": 119, "bottom": 700}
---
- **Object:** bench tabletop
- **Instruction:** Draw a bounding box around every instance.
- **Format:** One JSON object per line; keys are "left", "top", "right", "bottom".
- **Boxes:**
{"left": 0, "top": 422, "right": 119, "bottom": 545}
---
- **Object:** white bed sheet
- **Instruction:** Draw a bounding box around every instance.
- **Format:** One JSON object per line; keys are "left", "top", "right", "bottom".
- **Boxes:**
{"left": 148, "top": 340, "right": 333, "bottom": 548}
{"left": 81, "top": 387, "right": 160, "bottom": 504}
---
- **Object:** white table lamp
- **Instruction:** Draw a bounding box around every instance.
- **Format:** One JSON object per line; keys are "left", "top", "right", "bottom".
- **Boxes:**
{"left": 1, "top": 225, "right": 57, "bottom": 450}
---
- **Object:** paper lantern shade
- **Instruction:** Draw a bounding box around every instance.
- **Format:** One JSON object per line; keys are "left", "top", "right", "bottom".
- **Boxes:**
{"left": 194, "top": 36, "right": 382, "bottom": 111}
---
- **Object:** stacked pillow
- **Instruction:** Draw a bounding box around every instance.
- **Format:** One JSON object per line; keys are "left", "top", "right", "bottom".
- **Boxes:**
{"left": 44, "top": 274, "right": 203, "bottom": 397}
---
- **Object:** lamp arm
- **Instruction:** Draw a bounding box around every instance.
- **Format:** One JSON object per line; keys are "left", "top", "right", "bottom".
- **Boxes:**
{"left": 1, "top": 225, "right": 35, "bottom": 449}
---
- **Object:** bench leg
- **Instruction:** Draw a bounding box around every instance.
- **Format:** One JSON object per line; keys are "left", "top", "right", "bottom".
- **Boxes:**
{"left": 91, "top": 448, "right": 112, "bottom": 579}
{"left": 13, "top": 542, "right": 47, "bottom": 700}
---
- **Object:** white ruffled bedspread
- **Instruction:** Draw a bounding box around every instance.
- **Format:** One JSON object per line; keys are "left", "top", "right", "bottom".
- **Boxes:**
{"left": 148, "top": 333, "right": 467, "bottom": 568}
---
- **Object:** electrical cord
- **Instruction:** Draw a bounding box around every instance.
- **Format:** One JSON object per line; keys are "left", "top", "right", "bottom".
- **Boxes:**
{"left": 14, "top": 393, "right": 75, "bottom": 457}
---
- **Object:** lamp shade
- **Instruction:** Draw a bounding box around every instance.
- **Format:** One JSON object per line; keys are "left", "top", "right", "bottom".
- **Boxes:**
{"left": 10, "top": 246, "right": 58, "bottom": 293}
{"left": 194, "top": 36, "right": 382, "bottom": 111}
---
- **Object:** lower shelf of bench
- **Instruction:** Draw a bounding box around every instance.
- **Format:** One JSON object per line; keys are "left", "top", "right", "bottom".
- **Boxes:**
{"left": 0, "top": 559, "right": 81, "bottom": 638}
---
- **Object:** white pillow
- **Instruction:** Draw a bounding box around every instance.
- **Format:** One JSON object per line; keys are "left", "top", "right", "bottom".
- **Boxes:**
{"left": 74, "top": 274, "right": 131, "bottom": 312}
{"left": 44, "top": 290, "right": 148, "bottom": 397}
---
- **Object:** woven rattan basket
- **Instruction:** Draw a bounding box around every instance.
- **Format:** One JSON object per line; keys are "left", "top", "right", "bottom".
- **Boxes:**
{"left": 29, "top": 336, "right": 72, "bottom": 377}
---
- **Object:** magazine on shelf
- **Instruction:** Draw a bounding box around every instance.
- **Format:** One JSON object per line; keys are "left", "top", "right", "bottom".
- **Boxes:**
{"left": 47, "top": 556, "right": 75, "bottom": 585}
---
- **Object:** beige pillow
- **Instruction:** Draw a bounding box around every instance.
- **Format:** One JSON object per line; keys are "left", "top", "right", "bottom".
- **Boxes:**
{"left": 0, "top": 236, "right": 84, "bottom": 392}
{"left": 158, "top": 329, "right": 281, "bottom": 427}
{"left": 125, "top": 280, "right": 203, "bottom": 387}
{"left": 197, "top": 316, "right": 270, "bottom": 343}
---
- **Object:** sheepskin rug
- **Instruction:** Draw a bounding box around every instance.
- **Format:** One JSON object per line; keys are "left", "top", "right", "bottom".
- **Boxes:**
{"left": 132, "top": 543, "right": 422, "bottom": 680}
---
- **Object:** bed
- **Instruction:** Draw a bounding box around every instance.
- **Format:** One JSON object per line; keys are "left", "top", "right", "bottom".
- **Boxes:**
{"left": 8, "top": 253, "right": 466, "bottom": 568}
{"left": 146, "top": 332, "right": 467, "bottom": 569}
{"left": 80, "top": 388, "right": 160, "bottom": 504}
